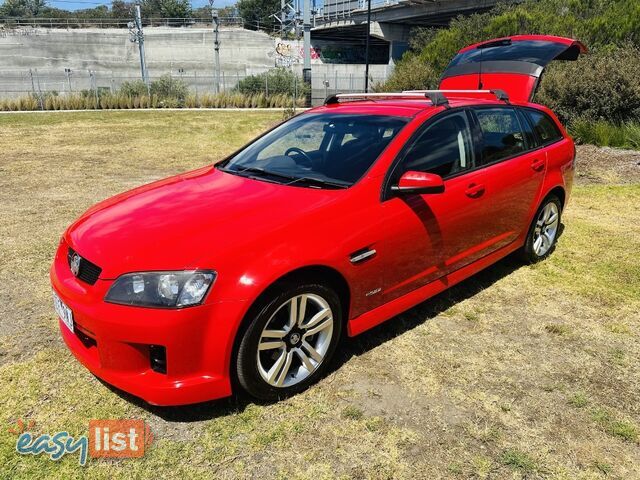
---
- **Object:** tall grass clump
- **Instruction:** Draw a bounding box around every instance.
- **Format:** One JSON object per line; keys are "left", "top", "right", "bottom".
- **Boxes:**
{"left": 569, "top": 118, "right": 640, "bottom": 149}
{"left": 0, "top": 90, "right": 305, "bottom": 112}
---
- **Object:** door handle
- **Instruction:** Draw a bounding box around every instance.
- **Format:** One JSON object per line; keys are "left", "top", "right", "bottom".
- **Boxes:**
{"left": 465, "top": 183, "right": 485, "bottom": 198}
{"left": 531, "top": 159, "right": 546, "bottom": 171}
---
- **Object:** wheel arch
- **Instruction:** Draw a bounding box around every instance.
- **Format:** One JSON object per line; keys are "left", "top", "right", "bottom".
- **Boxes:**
{"left": 228, "top": 264, "right": 351, "bottom": 384}
{"left": 545, "top": 185, "right": 566, "bottom": 210}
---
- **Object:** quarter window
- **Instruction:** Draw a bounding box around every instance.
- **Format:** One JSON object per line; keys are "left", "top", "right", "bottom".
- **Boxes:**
{"left": 526, "top": 110, "right": 563, "bottom": 144}
{"left": 399, "top": 112, "right": 474, "bottom": 178}
{"left": 475, "top": 108, "right": 526, "bottom": 163}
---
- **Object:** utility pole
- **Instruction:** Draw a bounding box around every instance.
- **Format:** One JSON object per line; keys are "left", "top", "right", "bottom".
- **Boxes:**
{"left": 302, "top": 0, "right": 311, "bottom": 106}
{"left": 281, "top": 0, "right": 285, "bottom": 37}
{"left": 209, "top": 0, "right": 221, "bottom": 94}
{"left": 128, "top": 5, "right": 150, "bottom": 94}
{"left": 364, "top": 0, "right": 371, "bottom": 92}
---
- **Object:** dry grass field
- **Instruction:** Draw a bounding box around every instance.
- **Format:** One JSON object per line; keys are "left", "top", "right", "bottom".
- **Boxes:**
{"left": 0, "top": 111, "right": 638, "bottom": 479}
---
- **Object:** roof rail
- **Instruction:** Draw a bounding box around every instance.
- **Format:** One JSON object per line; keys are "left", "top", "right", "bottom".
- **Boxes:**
{"left": 403, "top": 89, "right": 510, "bottom": 103}
{"left": 324, "top": 92, "right": 435, "bottom": 104}
{"left": 324, "top": 89, "right": 510, "bottom": 107}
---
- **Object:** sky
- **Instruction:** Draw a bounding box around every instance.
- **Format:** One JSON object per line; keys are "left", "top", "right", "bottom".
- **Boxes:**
{"left": 0, "top": 0, "right": 238, "bottom": 11}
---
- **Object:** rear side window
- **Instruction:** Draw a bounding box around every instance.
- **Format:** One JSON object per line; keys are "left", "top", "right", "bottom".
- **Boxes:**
{"left": 526, "top": 110, "right": 563, "bottom": 144}
{"left": 475, "top": 108, "right": 525, "bottom": 163}
{"left": 399, "top": 112, "right": 474, "bottom": 178}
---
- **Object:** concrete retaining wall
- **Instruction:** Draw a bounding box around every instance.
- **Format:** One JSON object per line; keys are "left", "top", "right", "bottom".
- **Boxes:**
{"left": 0, "top": 26, "right": 391, "bottom": 102}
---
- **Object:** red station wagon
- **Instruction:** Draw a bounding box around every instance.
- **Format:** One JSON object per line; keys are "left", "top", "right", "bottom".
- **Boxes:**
{"left": 51, "top": 35, "right": 585, "bottom": 405}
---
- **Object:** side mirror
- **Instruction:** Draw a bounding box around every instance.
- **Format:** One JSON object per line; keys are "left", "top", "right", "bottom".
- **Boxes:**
{"left": 391, "top": 171, "right": 445, "bottom": 195}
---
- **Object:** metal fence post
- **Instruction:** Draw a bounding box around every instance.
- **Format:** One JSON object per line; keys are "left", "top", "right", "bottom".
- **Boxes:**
{"left": 324, "top": 72, "right": 327, "bottom": 98}
{"left": 34, "top": 68, "right": 44, "bottom": 109}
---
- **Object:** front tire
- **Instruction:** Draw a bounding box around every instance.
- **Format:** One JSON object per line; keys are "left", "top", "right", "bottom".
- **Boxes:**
{"left": 521, "top": 195, "right": 562, "bottom": 263}
{"left": 235, "top": 282, "right": 343, "bottom": 400}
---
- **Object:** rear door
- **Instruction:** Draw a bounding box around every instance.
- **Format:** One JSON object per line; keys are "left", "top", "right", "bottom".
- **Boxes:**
{"left": 470, "top": 106, "right": 546, "bottom": 249}
{"left": 439, "top": 35, "right": 587, "bottom": 102}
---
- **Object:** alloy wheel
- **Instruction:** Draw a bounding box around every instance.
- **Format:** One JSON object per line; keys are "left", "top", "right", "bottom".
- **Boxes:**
{"left": 533, "top": 202, "right": 559, "bottom": 256}
{"left": 256, "top": 294, "right": 334, "bottom": 388}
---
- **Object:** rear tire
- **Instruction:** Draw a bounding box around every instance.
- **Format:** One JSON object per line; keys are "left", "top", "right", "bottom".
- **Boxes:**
{"left": 520, "top": 195, "right": 562, "bottom": 264}
{"left": 235, "top": 282, "right": 343, "bottom": 400}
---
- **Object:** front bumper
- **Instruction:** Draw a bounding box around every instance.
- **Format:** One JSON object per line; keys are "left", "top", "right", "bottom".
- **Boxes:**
{"left": 50, "top": 240, "right": 248, "bottom": 406}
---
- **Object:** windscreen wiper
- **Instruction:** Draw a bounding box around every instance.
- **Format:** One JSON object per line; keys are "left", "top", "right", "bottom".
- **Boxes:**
{"left": 285, "top": 176, "right": 350, "bottom": 189}
{"left": 222, "top": 165, "right": 349, "bottom": 189}
{"left": 222, "top": 166, "right": 296, "bottom": 182}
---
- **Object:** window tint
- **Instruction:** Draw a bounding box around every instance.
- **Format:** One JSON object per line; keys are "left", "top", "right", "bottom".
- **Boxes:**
{"left": 400, "top": 112, "right": 473, "bottom": 178}
{"left": 475, "top": 108, "right": 525, "bottom": 163}
{"left": 223, "top": 113, "right": 408, "bottom": 186}
{"left": 447, "top": 40, "right": 569, "bottom": 68}
{"left": 526, "top": 110, "right": 563, "bottom": 144}
{"left": 516, "top": 108, "right": 537, "bottom": 148}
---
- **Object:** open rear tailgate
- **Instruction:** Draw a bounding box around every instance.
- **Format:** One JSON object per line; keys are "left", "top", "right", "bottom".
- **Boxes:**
{"left": 439, "top": 35, "right": 587, "bottom": 102}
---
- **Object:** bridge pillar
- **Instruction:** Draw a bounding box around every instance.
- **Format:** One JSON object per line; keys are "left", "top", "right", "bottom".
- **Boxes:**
{"left": 370, "top": 22, "right": 410, "bottom": 65}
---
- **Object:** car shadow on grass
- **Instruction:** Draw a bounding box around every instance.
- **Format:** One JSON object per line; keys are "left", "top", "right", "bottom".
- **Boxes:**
{"left": 102, "top": 230, "right": 564, "bottom": 422}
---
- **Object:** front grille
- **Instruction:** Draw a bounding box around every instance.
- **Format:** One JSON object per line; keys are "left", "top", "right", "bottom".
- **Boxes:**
{"left": 67, "top": 248, "right": 102, "bottom": 285}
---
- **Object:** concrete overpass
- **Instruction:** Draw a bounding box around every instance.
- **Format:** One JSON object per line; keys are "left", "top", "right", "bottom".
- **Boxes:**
{"left": 312, "top": 0, "right": 512, "bottom": 64}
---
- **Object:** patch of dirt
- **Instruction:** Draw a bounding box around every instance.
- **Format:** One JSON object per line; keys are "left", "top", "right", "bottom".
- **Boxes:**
{"left": 575, "top": 145, "right": 640, "bottom": 185}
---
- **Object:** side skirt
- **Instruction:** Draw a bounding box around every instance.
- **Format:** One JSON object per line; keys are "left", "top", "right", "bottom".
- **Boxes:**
{"left": 347, "top": 240, "right": 522, "bottom": 337}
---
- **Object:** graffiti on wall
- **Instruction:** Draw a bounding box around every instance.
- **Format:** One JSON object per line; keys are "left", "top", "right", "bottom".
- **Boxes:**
{"left": 270, "top": 40, "right": 321, "bottom": 67}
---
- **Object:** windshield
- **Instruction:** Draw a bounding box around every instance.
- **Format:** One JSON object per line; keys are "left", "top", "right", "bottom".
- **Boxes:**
{"left": 219, "top": 112, "right": 409, "bottom": 188}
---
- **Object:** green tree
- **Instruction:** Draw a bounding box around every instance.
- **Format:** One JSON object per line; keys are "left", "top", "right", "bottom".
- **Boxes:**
{"left": 141, "top": 0, "right": 191, "bottom": 19}
{"left": 0, "top": 0, "right": 47, "bottom": 17}
{"left": 236, "top": 0, "right": 279, "bottom": 31}
{"left": 111, "top": 0, "right": 132, "bottom": 18}
{"left": 192, "top": 5, "right": 237, "bottom": 20}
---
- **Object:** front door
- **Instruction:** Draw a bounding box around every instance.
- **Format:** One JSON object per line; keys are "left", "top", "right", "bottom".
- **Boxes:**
{"left": 380, "top": 110, "right": 493, "bottom": 302}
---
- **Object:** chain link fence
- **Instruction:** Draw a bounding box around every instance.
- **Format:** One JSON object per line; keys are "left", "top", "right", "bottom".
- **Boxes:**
{"left": 0, "top": 17, "right": 245, "bottom": 29}
{"left": 0, "top": 68, "right": 390, "bottom": 106}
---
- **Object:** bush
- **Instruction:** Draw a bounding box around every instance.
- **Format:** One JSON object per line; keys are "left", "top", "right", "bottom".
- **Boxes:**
{"left": 383, "top": 0, "right": 640, "bottom": 94}
{"left": 150, "top": 75, "right": 189, "bottom": 104}
{"left": 236, "top": 68, "right": 309, "bottom": 97}
{"left": 536, "top": 47, "right": 640, "bottom": 124}
{"left": 118, "top": 80, "right": 149, "bottom": 97}
{"left": 380, "top": 54, "right": 439, "bottom": 92}
{"left": 568, "top": 119, "right": 640, "bottom": 149}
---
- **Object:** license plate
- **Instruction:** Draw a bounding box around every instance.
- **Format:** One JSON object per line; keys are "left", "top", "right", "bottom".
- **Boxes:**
{"left": 53, "top": 291, "right": 74, "bottom": 333}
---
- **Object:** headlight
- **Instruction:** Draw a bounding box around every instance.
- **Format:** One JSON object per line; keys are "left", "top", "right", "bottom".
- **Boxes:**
{"left": 105, "top": 270, "right": 216, "bottom": 308}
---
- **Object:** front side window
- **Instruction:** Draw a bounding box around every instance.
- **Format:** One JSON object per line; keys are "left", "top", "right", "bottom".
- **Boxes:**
{"left": 398, "top": 112, "right": 474, "bottom": 178}
{"left": 475, "top": 108, "right": 526, "bottom": 163}
{"left": 526, "top": 109, "right": 563, "bottom": 144}
{"left": 220, "top": 113, "right": 408, "bottom": 187}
